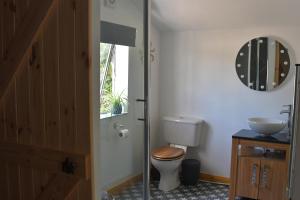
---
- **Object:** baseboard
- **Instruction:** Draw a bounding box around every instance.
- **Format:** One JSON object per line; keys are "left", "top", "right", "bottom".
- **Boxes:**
{"left": 107, "top": 172, "right": 229, "bottom": 196}
{"left": 107, "top": 174, "right": 143, "bottom": 196}
{"left": 199, "top": 173, "right": 230, "bottom": 185}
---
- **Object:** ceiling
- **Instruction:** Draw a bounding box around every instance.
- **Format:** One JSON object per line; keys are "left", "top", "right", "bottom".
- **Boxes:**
{"left": 152, "top": 0, "right": 300, "bottom": 31}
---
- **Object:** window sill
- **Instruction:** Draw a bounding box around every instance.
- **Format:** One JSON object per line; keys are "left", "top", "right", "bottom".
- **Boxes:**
{"left": 100, "top": 112, "right": 128, "bottom": 120}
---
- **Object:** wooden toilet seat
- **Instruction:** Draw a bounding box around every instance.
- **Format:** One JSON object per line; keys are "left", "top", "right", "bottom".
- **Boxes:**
{"left": 152, "top": 146, "right": 185, "bottom": 161}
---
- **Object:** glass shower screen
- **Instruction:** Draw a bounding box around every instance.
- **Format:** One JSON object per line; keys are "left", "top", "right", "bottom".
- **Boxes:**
{"left": 99, "top": 0, "right": 149, "bottom": 199}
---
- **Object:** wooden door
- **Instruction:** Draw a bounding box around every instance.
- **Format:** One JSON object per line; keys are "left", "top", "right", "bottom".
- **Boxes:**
{"left": 0, "top": 0, "right": 93, "bottom": 199}
{"left": 236, "top": 156, "right": 260, "bottom": 199}
{"left": 258, "top": 159, "right": 288, "bottom": 200}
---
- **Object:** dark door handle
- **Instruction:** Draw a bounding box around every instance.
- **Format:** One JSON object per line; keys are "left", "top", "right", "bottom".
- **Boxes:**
{"left": 62, "top": 157, "right": 76, "bottom": 174}
{"left": 136, "top": 99, "right": 146, "bottom": 102}
{"left": 136, "top": 99, "right": 146, "bottom": 121}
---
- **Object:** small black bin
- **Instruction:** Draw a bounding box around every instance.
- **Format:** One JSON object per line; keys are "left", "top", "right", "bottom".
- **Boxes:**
{"left": 181, "top": 159, "right": 200, "bottom": 185}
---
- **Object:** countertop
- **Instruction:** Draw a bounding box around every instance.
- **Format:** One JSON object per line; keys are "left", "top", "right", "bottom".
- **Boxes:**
{"left": 232, "top": 129, "right": 291, "bottom": 144}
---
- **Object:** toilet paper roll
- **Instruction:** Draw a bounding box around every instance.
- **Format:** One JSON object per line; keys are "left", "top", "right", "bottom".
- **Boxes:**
{"left": 118, "top": 129, "right": 129, "bottom": 139}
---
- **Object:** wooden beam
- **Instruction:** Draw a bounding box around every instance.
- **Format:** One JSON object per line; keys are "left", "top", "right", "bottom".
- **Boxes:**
{"left": 0, "top": 0, "right": 57, "bottom": 99}
{"left": 0, "top": 142, "right": 90, "bottom": 179}
{"left": 37, "top": 174, "right": 80, "bottom": 200}
{"left": 199, "top": 173, "right": 230, "bottom": 185}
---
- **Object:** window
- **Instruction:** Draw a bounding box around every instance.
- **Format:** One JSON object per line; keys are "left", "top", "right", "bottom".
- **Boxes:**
{"left": 100, "top": 43, "right": 129, "bottom": 119}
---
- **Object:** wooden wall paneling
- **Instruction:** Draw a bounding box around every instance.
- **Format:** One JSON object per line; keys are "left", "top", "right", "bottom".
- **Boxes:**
{"left": 15, "top": 0, "right": 27, "bottom": 29}
{"left": 29, "top": 34, "right": 45, "bottom": 146}
{"left": 2, "top": 0, "right": 8, "bottom": 57}
{"left": 16, "top": 55, "right": 35, "bottom": 200}
{"left": 75, "top": 0, "right": 93, "bottom": 198}
{"left": 9, "top": 0, "right": 16, "bottom": 34}
{"left": 0, "top": 60, "right": 7, "bottom": 199}
{"left": 0, "top": 163, "right": 9, "bottom": 199}
{"left": 5, "top": 81, "right": 17, "bottom": 144}
{"left": 58, "top": 1, "right": 79, "bottom": 196}
{"left": 78, "top": 180, "right": 91, "bottom": 200}
{"left": 37, "top": 174, "right": 80, "bottom": 200}
{"left": 0, "top": 163, "right": 8, "bottom": 199}
{"left": 4, "top": 81, "right": 21, "bottom": 200}
{"left": 43, "top": 4, "right": 60, "bottom": 150}
{"left": 26, "top": 0, "right": 31, "bottom": 8}
{"left": 0, "top": 99, "right": 5, "bottom": 142}
{"left": 0, "top": 142, "right": 91, "bottom": 179}
{"left": 75, "top": 0, "right": 90, "bottom": 155}
{"left": 32, "top": 164, "right": 51, "bottom": 197}
{"left": 75, "top": 1, "right": 91, "bottom": 198}
{"left": 3, "top": 0, "right": 15, "bottom": 50}
{"left": 58, "top": 0, "right": 76, "bottom": 152}
{"left": 28, "top": 33, "right": 49, "bottom": 198}
{"left": 16, "top": 55, "right": 31, "bottom": 145}
{"left": 0, "top": 0, "right": 92, "bottom": 198}
{"left": 0, "top": 103, "right": 8, "bottom": 199}
{"left": 0, "top": 0, "right": 57, "bottom": 101}
{"left": 0, "top": 0, "right": 3, "bottom": 60}
{"left": 66, "top": 190, "right": 79, "bottom": 200}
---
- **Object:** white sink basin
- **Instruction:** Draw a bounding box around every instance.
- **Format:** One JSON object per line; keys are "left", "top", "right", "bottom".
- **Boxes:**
{"left": 248, "top": 117, "right": 287, "bottom": 136}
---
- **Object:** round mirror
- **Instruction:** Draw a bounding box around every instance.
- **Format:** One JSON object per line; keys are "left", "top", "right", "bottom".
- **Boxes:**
{"left": 235, "top": 37, "right": 290, "bottom": 91}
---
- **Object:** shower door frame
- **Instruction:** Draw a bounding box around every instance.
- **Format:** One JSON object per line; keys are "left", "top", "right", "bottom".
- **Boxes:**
{"left": 143, "top": 0, "right": 151, "bottom": 199}
{"left": 97, "top": 0, "right": 150, "bottom": 199}
{"left": 290, "top": 64, "right": 300, "bottom": 199}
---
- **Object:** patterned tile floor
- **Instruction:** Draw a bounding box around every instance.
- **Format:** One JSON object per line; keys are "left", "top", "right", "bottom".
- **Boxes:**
{"left": 114, "top": 181, "right": 229, "bottom": 200}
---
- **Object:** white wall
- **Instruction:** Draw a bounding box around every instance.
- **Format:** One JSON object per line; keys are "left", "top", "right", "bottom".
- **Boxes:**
{"left": 99, "top": 0, "right": 145, "bottom": 190}
{"left": 158, "top": 26, "right": 300, "bottom": 177}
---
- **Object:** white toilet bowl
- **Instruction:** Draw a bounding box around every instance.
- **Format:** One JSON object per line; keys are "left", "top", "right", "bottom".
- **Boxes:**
{"left": 151, "top": 146, "right": 185, "bottom": 191}
{"left": 152, "top": 116, "right": 203, "bottom": 191}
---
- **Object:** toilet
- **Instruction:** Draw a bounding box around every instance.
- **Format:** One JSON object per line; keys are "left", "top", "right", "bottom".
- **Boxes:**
{"left": 151, "top": 116, "right": 204, "bottom": 192}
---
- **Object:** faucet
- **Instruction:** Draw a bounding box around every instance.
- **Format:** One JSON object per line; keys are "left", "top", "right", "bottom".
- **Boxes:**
{"left": 280, "top": 104, "right": 292, "bottom": 136}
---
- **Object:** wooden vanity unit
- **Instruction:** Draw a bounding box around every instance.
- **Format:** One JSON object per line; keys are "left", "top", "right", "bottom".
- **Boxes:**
{"left": 229, "top": 129, "right": 291, "bottom": 200}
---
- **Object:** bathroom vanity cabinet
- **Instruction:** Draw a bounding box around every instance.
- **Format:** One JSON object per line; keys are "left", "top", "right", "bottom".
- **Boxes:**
{"left": 229, "top": 129, "right": 291, "bottom": 200}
